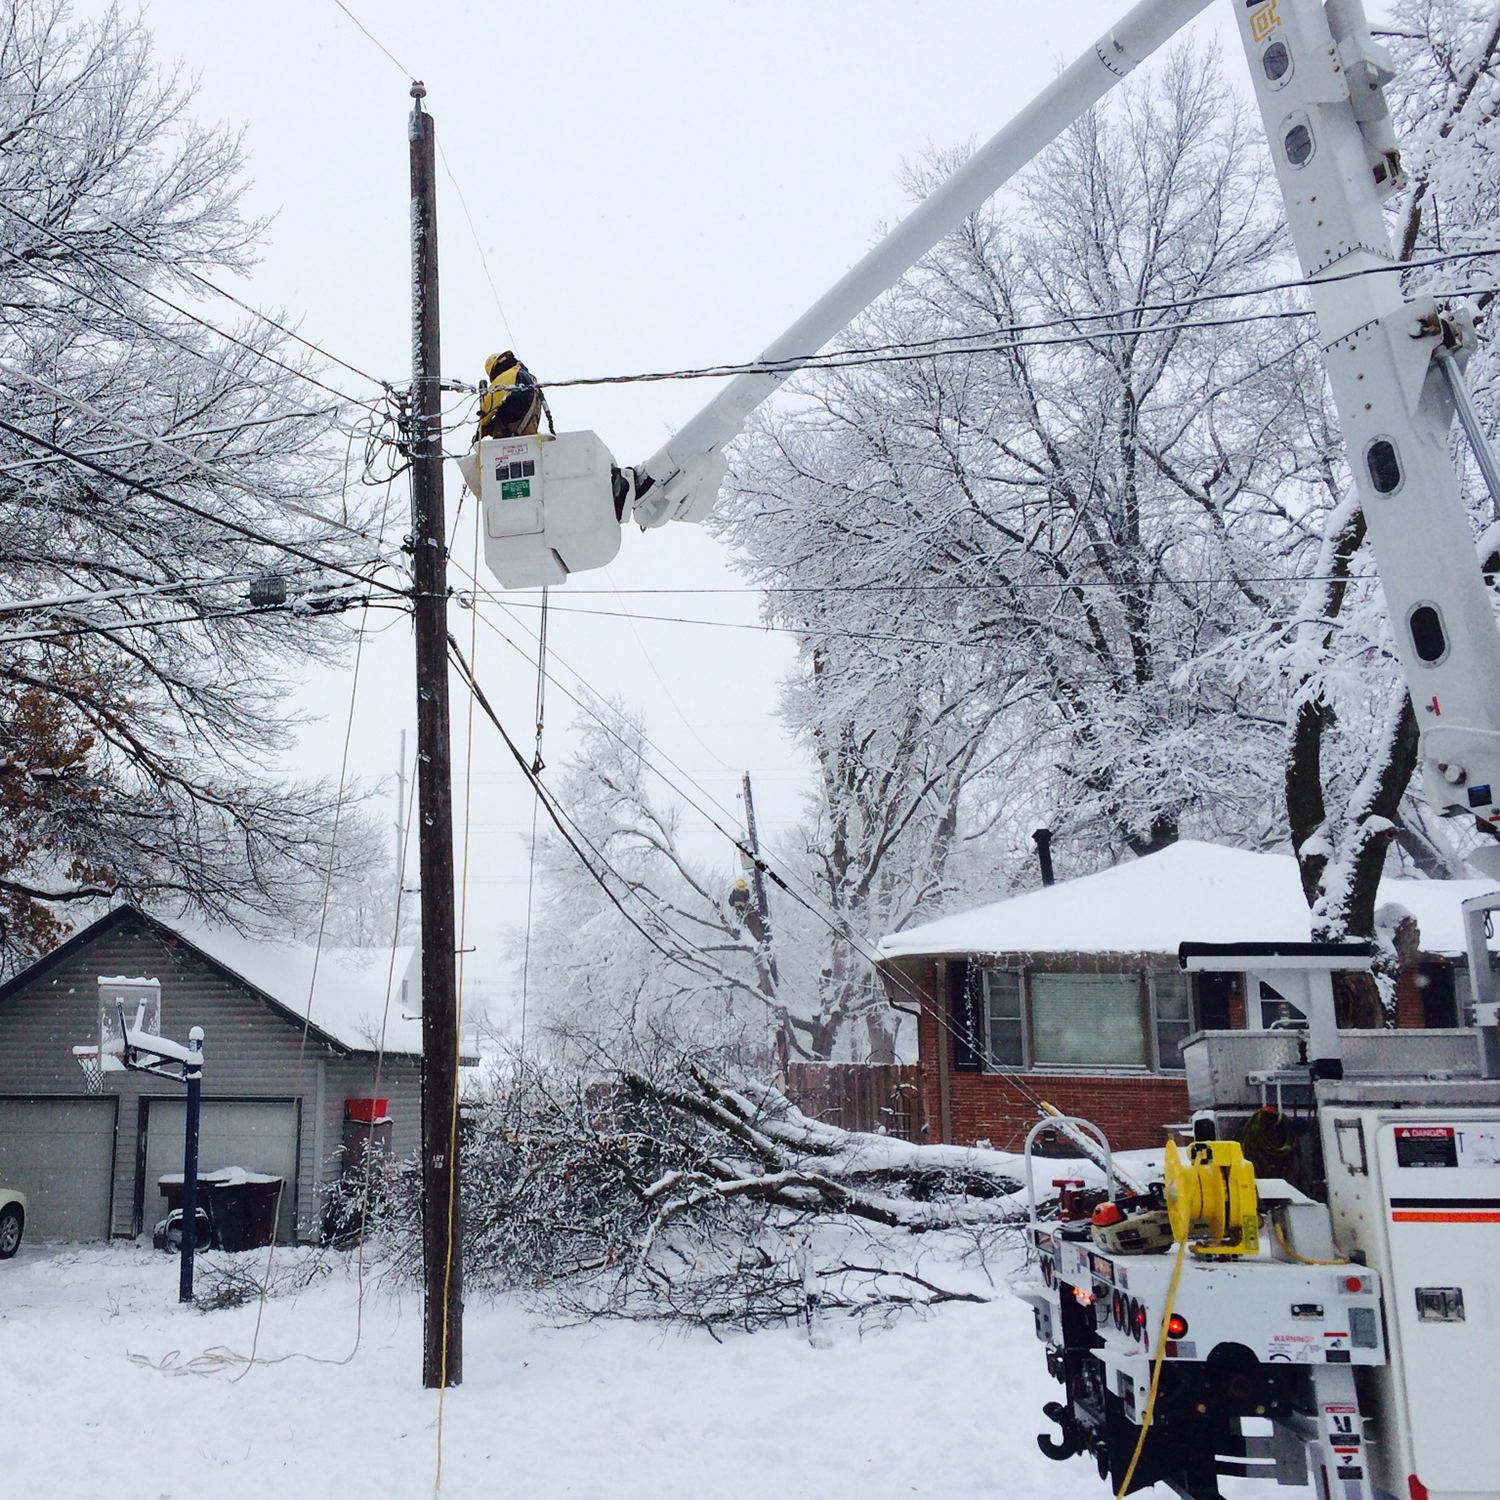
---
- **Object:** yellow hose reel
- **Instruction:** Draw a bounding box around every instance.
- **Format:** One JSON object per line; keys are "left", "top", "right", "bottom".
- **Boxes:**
{"left": 1163, "top": 1139, "right": 1260, "bottom": 1256}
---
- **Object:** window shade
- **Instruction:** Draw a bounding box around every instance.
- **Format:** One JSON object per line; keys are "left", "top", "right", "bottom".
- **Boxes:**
{"left": 984, "top": 970, "right": 1024, "bottom": 1067}
{"left": 1152, "top": 971, "right": 1191, "bottom": 1070}
{"left": 1029, "top": 972, "right": 1147, "bottom": 1067}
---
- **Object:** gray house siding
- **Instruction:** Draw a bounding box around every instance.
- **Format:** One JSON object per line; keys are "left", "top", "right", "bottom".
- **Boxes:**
{"left": 0, "top": 910, "right": 420, "bottom": 1241}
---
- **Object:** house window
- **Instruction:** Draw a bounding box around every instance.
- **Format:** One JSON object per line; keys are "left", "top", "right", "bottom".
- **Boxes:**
{"left": 985, "top": 970, "right": 1024, "bottom": 1067}
{"left": 980, "top": 968, "right": 1186, "bottom": 1072}
{"left": 1151, "top": 971, "right": 1192, "bottom": 1069}
{"left": 1030, "top": 973, "right": 1148, "bottom": 1067}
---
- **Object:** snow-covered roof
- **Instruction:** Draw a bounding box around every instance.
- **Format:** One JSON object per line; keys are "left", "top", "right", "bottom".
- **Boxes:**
{"left": 172, "top": 921, "right": 423, "bottom": 1055}
{"left": 875, "top": 841, "right": 1500, "bottom": 961}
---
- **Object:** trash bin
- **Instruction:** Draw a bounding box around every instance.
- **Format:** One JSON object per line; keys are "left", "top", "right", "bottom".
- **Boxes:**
{"left": 206, "top": 1169, "right": 283, "bottom": 1251}
{"left": 158, "top": 1168, "right": 284, "bottom": 1251}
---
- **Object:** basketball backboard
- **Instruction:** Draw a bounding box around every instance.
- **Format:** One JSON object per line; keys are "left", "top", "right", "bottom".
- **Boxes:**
{"left": 98, "top": 975, "right": 160, "bottom": 1062}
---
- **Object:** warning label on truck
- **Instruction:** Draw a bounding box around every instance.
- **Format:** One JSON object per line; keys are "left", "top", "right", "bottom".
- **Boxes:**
{"left": 1395, "top": 1126, "right": 1458, "bottom": 1168}
{"left": 1394, "top": 1125, "right": 1500, "bottom": 1168}
{"left": 1456, "top": 1128, "right": 1500, "bottom": 1168}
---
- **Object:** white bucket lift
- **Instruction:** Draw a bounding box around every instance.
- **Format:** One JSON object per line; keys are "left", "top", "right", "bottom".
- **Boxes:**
{"left": 455, "top": 431, "right": 621, "bottom": 589}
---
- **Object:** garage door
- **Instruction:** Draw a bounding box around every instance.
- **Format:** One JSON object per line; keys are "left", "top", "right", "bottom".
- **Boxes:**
{"left": 0, "top": 1097, "right": 117, "bottom": 1241}
{"left": 143, "top": 1099, "right": 299, "bottom": 1242}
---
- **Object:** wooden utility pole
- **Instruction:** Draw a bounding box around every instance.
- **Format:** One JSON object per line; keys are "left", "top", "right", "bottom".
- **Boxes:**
{"left": 408, "top": 81, "right": 462, "bottom": 1390}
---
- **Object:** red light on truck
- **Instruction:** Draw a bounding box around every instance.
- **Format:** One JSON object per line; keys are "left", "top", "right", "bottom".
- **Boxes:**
{"left": 1344, "top": 1275, "right": 1365, "bottom": 1294}
{"left": 1166, "top": 1314, "right": 1189, "bottom": 1339}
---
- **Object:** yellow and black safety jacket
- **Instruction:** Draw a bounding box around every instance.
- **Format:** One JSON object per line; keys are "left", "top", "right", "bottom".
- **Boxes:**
{"left": 477, "top": 351, "right": 542, "bottom": 440}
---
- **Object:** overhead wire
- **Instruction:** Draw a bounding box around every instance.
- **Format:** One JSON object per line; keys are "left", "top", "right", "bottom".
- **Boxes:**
{"left": 527, "top": 247, "right": 1500, "bottom": 390}
{"left": 452, "top": 578, "right": 1089, "bottom": 1099}
{"left": 0, "top": 208, "right": 388, "bottom": 417}
{"left": 102, "top": 213, "right": 392, "bottom": 393}
{"left": 0, "top": 563, "right": 336, "bottom": 621}
{"left": 0, "top": 410, "right": 334, "bottom": 476}
{"left": 449, "top": 634, "right": 766, "bottom": 990}
{"left": 453, "top": 578, "right": 980, "bottom": 1058}
{"left": 330, "top": 0, "right": 417, "bottom": 80}
{"left": 0, "top": 594, "right": 389, "bottom": 649}
{"left": 1, "top": 362, "right": 408, "bottom": 567}
{"left": 0, "top": 413, "right": 409, "bottom": 597}
{"left": 436, "top": 138, "right": 518, "bottom": 348}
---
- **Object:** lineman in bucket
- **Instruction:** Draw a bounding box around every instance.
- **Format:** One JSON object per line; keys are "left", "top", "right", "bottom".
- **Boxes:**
{"left": 476, "top": 350, "right": 549, "bottom": 440}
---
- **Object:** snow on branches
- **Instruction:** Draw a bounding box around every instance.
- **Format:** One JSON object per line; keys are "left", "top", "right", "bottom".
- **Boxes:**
{"left": 346, "top": 1057, "right": 1024, "bottom": 1331}
{"left": 0, "top": 1, "right": 388, "bottom": 962}
{"left": 719, "top": 42, "right": 1330, "bottom": 901}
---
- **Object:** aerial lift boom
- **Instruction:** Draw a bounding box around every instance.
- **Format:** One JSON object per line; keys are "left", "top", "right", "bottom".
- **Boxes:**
{"left": 461, "top": 3, "right": 1500, "bottom": 1496}
{"left": 470, "top": 0, "right": 1500, "bottom": 878}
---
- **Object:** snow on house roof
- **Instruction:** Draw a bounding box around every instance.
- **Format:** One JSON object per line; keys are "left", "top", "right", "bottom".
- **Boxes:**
{"left": 172, "top": 921, "right": 424, "bottom": 1055}
{"left": 875, "top": 841, "right": 1500, "bottom": 962}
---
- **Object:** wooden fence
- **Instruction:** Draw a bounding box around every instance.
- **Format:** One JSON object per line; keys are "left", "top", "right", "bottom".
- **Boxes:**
{"left": 784, "top": 1063, "right": 925, "bottom": 1142}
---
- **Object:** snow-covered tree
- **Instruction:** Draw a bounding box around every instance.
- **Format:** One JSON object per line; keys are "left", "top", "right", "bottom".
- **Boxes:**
{"left": 522, "top": 704, "right": 783, "bottom": 1067}
{"left": 0, "top": 1, "right": 388, "bottom": 963}
{"left": 722, "top": 44, "right": 1332, "bottom": 897}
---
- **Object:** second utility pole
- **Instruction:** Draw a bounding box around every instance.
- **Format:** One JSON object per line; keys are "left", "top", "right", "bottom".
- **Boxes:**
{"left": 408, "top": 81, "right": 462, "bottom": 1390}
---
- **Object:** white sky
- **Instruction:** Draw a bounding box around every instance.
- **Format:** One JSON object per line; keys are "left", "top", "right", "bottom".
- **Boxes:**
{"left": 106, "top": 0, "right": 1233, "bottom": 1018}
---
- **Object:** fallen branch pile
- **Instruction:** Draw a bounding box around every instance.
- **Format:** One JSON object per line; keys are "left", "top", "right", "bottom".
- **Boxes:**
{"left": 346, "top": 1060, "right": 1030, "bottom": 1331}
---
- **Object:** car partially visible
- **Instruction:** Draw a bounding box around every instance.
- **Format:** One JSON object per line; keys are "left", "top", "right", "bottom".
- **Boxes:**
{"left": 0, "top": 1187, "right": 26, "bottom": 1258}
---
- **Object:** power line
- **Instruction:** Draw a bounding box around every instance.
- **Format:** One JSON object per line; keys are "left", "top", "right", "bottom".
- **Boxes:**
{"left": 0, "top": 204, "right": 388, "bottom": 417}
{"left": 0, "top": 414, "right": 408, "bottom": 598}
{"left": 330, "top": 0, "right": 417, "bottom": 80}
{"left": 458, "top": 575, "right": 1002, "bottom": 1067}
{"left": 3, "top": 363, "right": 407, "bottom": 567}
{"left": 0, "top": 562, "right": 335, "bottom": 621}
{"left": 436, "top": 139, "right": 517, "bottom": 348}
{"left": 0, "top": 592, "right": 388, "bottom": 648}
{"left": 484, "top": 578, "right": 1370, "bottom": 644}
{"left": 524, "top": 246, "right": 1500, "bottom": 391}
{"left": 104, "top": 214, "right": 392, "bottom": 394}
{"left": 0, "top": 411, "right": 333, "bottom": 477}
{"left": 449, "top": 634, "right": 752, "bottom": 986}
{"left": 488, "top": 578, "right": 1381, "bottom": 595}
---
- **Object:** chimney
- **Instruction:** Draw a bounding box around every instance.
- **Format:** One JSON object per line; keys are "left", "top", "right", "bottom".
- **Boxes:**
{"left": 1032, "top": 828, "right": 1055, "bottom": 887}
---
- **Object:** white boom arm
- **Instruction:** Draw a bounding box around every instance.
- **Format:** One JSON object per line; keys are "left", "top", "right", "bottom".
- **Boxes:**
{"left": 1227, "top": 0, "right": 1500, "bottom": 858}
{"left": 627, "top": 0, "right": 1215, "bottom": 528}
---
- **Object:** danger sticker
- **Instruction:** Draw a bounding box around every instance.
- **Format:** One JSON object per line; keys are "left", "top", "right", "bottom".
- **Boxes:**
{"left": 1395, "top": 1126, "right": 1457, "bottom": 1168}
{"left": 1394, "top": 1125, "right": 1500, "bottom": 1168}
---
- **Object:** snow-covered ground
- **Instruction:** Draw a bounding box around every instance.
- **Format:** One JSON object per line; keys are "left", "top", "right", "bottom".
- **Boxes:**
{"left": 0, "top": 1241, "right": 1275, "bottom": 1500}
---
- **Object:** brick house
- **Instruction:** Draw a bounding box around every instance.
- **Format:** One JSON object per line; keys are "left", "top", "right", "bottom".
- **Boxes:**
{"left": 0, "top": 906, "right": 431, "bottom": 1243}
{"left": 874, "top": 841, "right": 1499, "bottom": 1152}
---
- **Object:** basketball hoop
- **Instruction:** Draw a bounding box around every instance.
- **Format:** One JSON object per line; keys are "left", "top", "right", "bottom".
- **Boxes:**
{"left": 73, "top": 1045, "right": 105, "bottom": 1096}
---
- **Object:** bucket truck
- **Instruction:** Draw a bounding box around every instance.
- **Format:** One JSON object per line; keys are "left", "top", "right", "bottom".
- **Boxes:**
{"left": 458, "top": 2, "right": 1500, "bottom": 1494}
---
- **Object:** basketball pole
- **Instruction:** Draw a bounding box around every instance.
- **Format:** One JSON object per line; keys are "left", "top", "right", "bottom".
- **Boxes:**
{"left": 179, "top": 1026, "right": 204, "bottom": 1303}
{"left": 408, "top": 81, "right": 463, "bottom": 1391}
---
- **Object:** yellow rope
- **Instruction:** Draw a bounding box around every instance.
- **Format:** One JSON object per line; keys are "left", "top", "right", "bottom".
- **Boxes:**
{"left": 434, "top": 478, "right": 483, "bottom": 1495}
{"left": 1115, "top": 1234, "right": 1188, "bottom": 1499}
{"left": 1272, "top": 1215, "right": 1350, "bottom": 1266}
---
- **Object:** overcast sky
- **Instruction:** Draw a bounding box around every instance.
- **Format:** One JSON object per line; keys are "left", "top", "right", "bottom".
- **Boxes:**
{"left": 94, "top": 0, "right": 1240, "bottom": 1020}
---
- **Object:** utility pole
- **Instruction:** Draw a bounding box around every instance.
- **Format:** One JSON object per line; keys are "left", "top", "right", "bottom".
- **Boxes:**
{"left": 408, "top": 81, "right": 462, "bottom": 1390}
